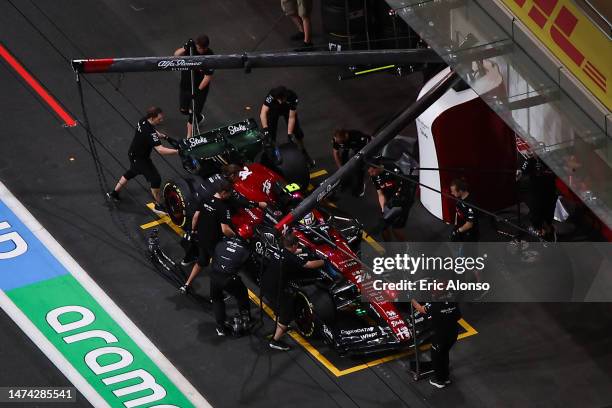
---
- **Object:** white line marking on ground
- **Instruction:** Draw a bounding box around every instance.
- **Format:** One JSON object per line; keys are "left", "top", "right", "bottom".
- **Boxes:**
{"left": 0, "top": 181, "right": 212, "bottom": 408}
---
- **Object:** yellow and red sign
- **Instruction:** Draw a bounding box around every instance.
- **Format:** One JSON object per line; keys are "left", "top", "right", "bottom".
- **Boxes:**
{"left": 501, "top": 0, "right": 611, "bottom": 110}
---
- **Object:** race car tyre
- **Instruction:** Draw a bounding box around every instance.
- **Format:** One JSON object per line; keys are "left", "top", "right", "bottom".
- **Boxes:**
{"left": 295, "top": 286, "right": 337, "bottom": 338}
{"left": 162, "top": 175, "right": 206, "bottom": 228}
{"left": 261, "top": 142, "right": 310, "bottom": 191}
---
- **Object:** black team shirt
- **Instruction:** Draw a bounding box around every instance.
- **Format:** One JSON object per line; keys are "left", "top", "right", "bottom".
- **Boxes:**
{"left": 455, "top": 194, "right": 479, "bottom": 239}
{"left": 128, "top": 118, "right": 161, "bottom": 158}
{"left": 263, "top": 89, "right": 299, "bottom": 115}
{"left": 180, "top": 48, "right": 215, "bottom": 91}
{"left": 197, "top": 196, "right": 231, "bottom": 247}
{"left": 332, "top": 130, "right": 371, "bottom": 153}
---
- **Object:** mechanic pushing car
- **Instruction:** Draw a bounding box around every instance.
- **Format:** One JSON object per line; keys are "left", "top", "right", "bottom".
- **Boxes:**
{"left": 259, "top": 85, "right": 315, "bottom": 168}
{"left": 174, "top": 34, "right": 214, "bottom": 138}
{"left": 367, "top": 158, "right": 417, "bottom": 242}
{"left": 332, "top": 128, "right": 371, "bottom": 197}
{"left": 209, "top": 227, "right": 253, "bottom": 336}
{"left": 262, "top": 232, "right": 324, "bottom": 351}
{"left": 107, "top": 107, "right": 178, "bottom": 212}
{"left": 180, "top": 164, "right": 267, "bottom": 266}
{"left": 411, "top": 298, "right": 461, "bottom": 389}
{"left": 180, "top": 181, "right": 235, "bottom": 294}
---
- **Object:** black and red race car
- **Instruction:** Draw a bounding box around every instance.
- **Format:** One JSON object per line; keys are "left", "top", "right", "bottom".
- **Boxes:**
{"left": 160, "top": 119, "right": 430, "bottom": 355}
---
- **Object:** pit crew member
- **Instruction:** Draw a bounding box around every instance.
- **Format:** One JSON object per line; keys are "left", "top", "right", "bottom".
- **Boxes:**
{"left": 332, "top": 128, "right": 371, "bottom": 197}
{"left": 107, "top": 107, "right": 178, "bottom": 212}
{"left": 174, "top": 34, "right": 214, "bottom": 138}
{"left": 209, "top": 227, "right": 253, "bottom": 336}
{"left": 180, "top": 181, "right": 235, "bottom": 294}
{"left": 367, "top": 158, "right": 417, "bottom": 241}
{"left": 259, "top": 86, "right": 315, "bottom": 167}
{"left": 411, "top": 299, "right": 461, "bottom": 389}
{"left": 262, "top": 232, "right": 323, "bottom": 351}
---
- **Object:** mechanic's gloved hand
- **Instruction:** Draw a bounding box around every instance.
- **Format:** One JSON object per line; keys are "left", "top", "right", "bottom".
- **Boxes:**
{"left": 450, "top": 227, "right": 461, "bottom": 242}
{"left": 183, "top": 39, "right": 194, "bottom": 53}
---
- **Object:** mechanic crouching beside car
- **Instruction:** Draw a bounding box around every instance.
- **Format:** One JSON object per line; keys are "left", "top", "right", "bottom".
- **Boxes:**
{"left": 210, "top": 226, "right": 253, "bottom": 336}
{"left": 262, "top": 232, "right": 323, "bottom": 351}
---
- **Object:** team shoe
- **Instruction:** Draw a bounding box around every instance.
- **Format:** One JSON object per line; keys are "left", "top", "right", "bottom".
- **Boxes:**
{"left": 216, "top": 323, "right": 231, "bottom": 337}
{"left": 269, "top": 338, "right": 291, "bottom": 351}
{"left": 179, "top": 285, "right": 189, "bottom": 295}
{"left": 429, "top": 379, "right": 446, "bottom": 389}
{"left": 180, "top": 256, "right": 197, "bottom": 267}
{"left": 106, "top": 191, "right": 120, "bottom": 202}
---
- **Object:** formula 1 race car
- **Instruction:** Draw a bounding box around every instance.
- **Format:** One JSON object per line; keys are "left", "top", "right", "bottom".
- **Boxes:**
{"left": 160, "top": 119, "right": 431, "bottom": 355}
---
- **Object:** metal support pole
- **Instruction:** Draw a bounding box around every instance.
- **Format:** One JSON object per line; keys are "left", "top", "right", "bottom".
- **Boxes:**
{"left": 274, "top": 69, "right": 460, "bottom": 231}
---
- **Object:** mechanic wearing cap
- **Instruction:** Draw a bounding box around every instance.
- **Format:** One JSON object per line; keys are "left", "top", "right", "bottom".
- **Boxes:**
{"left": 262, "top": 232, "right": 324, "bottom": 351}
{"left": 180, "top": 181, "right": 235, "bottom": 294}
{"left": 181, "top": 164, "right": 267, "bottom": 266}
{"left": 107, "top": 107, "right": 178, "bottom": 212}
{"left": 209, "top": 227, "right": 253, "bottom": 336}
{"left": 332, "top": 128, "right": 371, "bottom": 197}
{"left": 259, "top": 86, "right": 315, "bottom": 168}
{"left": 174, "top": 35, "right": 214, "bottom": 138}
{"left": 411, "top": 299, "right": 461, "bottom": 389}
{"left": 367, "top": 159, "right": 417, "bottom": 242}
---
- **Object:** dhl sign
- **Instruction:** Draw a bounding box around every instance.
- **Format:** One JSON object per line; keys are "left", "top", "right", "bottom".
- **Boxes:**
{"left": 501, "top": 0, "right": 611, "bottom": 110}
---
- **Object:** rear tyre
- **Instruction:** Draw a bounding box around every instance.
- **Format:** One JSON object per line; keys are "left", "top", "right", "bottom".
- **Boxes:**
{"left": 261, "top": 142, "right": 310, "bottom": 191}
{"left": 162, "top": 176, "right": 205, "bottom": 228}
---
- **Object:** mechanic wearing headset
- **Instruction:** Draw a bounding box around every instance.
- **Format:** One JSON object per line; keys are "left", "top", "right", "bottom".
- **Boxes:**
{"left": 411, "top": 298, "right": 461, "bottom": 389}
{"left": 209, "top": 227, "right": 253, "bottom": 336}
{"left": 180, "top": 181, "right": 235, "bottom": 294}
{"left": 259, "top": 86, "right": 315, "bottom": 168}
{"left": 262, "top": 232, "right": 324, "bottom": 351}
{"left": 332, "top": 128, "right": 371, "bottom": 197}
{"left": 107, "top": 107, "right": 178, "bottom": 212}
{"left": 367, "top": 158, "right": 417, "bottom": 242}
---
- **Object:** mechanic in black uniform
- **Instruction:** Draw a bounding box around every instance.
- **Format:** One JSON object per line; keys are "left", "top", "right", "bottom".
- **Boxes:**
{"left": 450, "top": 178, "right": 479, "bottom": 242}
{"left": 367, "top": 159, "right": 417, "bottom": 242}
{"left": 262, "top": 232, "right": 323, "bottom": 351}
{"left": 180, "top": 164, "right": 267, "bottom": 266}
{"left": 518, "top": 151, "right": 557, "bottom": 241}
{"left": 259, "top": 86, "right": 315, "bottom": 167}
{"left": 450, "top": 178, "right": 481, "bottom": 283}
{"left": 209, "top": 225, "right": 253, "bottom": 336}
{"left": 174, "top": 35, "right": 214, "bottom": 138}
{"left": 107, "top": 107, "right": 178, "bottom": 212}
{"left": 411, "top": 298, "right": 461, "bottom": 389}
{"left": 332, "top": 128, "right": 371, "bottom": 197}
{"left": 180, "top": 181, "right": 235, "bottom": 294}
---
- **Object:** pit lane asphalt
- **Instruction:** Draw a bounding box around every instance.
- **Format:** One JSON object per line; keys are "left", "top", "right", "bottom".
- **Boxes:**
{"left": 1, "top": 1, "right": 611, "bottom": 407}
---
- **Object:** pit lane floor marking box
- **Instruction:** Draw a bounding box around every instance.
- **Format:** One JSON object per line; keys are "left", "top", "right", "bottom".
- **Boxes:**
{"left": 144, "top": 201, "right": 478, "bottom": 377}
{"left": 0, "top": 181, "right": 211, "bottom": 408}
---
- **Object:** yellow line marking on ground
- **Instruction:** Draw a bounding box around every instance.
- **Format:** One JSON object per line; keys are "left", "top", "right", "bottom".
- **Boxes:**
{"left": 144, "top": 203, "right": 184, "bottom": 235}
{"left": 140, "top": 219, "right": 167, "bottom": 229}
{"left": 144, "top": 203, "right": 478, "bottom": 377}
{"left": 309, "top": 169, "right": 328, "bottom": 179}
{"left": 457, "top": 318, "right": 478, "bottom": 339}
